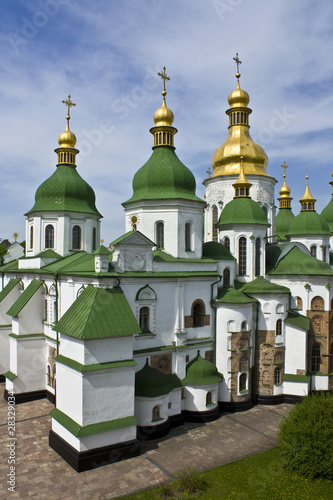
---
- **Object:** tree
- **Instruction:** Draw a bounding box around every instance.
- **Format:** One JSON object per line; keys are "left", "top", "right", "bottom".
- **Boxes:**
{"left": 279, "top": 393, "right": 333, "bottom": 479}
{"left": 0, "top": 244, "right": 8, "bottom": 264}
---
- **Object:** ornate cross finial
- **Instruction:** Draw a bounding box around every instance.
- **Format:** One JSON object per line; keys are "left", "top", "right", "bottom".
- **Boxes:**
{"left": 157, "top": 66, "right": 170, "bottom": 98}
{"left": 233, "top": 53, "right": 242, "bottom": 81}
{"left": 206, "top": 167, "right": 212, "bottom": 177}
{"left": 62, "top": 95, "right": 76, "bottom": 122}
{"left": 281, "top": 161, "right": 288, "bottom": 178}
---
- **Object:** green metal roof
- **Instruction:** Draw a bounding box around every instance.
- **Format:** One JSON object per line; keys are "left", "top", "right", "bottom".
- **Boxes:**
{"left": 111, "top": 231, "right": 136, "bottom": 246}
{"left": 240, "top": 276, "right": 290, "bottom": 295}
{"left": 153, "top": 249, "right": 216, "bottom": 263}
{"left": 0, "top": 278, "right": 20, "bottom": 303}
{"left": 93, "top": 245, "right": 111, "bottom": 255}
{"left": 321, "top": 196, "right": 333, "bottom": 232}
{"left": 123, "top": 146, "right": 204, "bottom": 205}
{"left": 26, "top": 164, "right": 102, "bottom": 217}
{"left": 287, "top": 211, "right": 330, "bottom": 236}
{"left": 217, "top": 197, "right": 270, "bottom": 227}
{"left": 182, "top": 353, "right": 223, "bottom": 386}
{"left": 54, "top": 285, "right": 141, "bottom": 339}
{"left": 215, "top": 286, "right": 257, "bottom": 304}
{"left": 202, "top": 241, "right": 235, "bottom": 261}
{"left": 0, "top": 260, "right": 19, "bottom": 272}
{"left": 36, "top": 250, "right": 62, "bottom": 259}
{"left": 135, "top": 360, "right": 182, "bottom": 397}
{"left": 269, "top": 246, "right": 333, "bottom": 276}
{"left": 275, "top": 208, "right": 295, "bottom": 241}
{"left": 43, "top": 252, "right": 95, "bottom": 274}
{"left": 283, "top": 373, "right": 311, "bottom": 383}
{"left": 7, "top": 279, "right": 44, "bottom": 317}
{"left": 284, "top": 311, "right": 310, "bottom": 331}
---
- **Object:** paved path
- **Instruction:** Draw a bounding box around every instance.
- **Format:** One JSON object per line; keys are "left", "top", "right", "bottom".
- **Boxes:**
{"left": 0, "top": 383, "right": 290, "bottom": 499}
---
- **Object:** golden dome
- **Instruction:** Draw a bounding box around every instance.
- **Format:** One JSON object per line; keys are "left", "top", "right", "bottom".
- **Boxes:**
{"left": 153, "top": 100, "right": 174, "bottom": 127}
{"left": 228, "top": 81, "right": 250, "bottom": 108}
{"left": 58, "top": 122, "right": 77, "bottom": 148}
{"left": 300, "top": 175, "right": 316, "bottom": 212}
{"left": 279, "top": 179, "right": 291, "bottom": 198}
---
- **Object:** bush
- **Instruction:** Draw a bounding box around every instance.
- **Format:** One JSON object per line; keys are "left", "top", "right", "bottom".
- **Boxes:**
{"left": 174, "top": 466, "right": 208, "bottom": 495}
{"left": 279, "top": 392, "right": 333, "bottom": 479}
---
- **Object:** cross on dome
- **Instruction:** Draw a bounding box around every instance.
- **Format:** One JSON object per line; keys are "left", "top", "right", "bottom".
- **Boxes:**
{"left": 157, "top": 67, "right": 170, "bottom": 99}
{"left": 233, "top": 53, "right": 242, "bottom": 81}
{"left": 281, "top": 161, "right": 288, "bottom": 178}
{"left": 62, "top": 95, "right": 76, "bottom": 123}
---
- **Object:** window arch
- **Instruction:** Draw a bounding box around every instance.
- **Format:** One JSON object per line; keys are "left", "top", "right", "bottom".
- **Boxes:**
{"left": 263, "top": 302, "right": 271, "bottom": 314}
{"left": 206, "top": 391, "right": 213, "bottom": 405}
{"left": 295, "top": 296, "right": 303, "bottom": 310}
{"left": 241, "top": 321, "right": 248, "bottom": 332}
{"left": 72, "top": 225, "right": 81, "bottom": 250}
{"left": 29, "top": 225, "right": 34, "bottom": 249}
{"left": 311, "top": 343, "right": 321, "bottom": 372}
{"left": 45, "top": 225, "right": 54, "bottom": 249}
{"left": 224, "top": 236, "right": 230, "bottom": 252}
{"left": 139, "top": 307, "right": 150, "bottom": 333}
{"left": 156, "top": 222, "right": 164, "bottom": 249}
{"left": 227, "top": 320, "right": 236, "bottom": 332}
{"left": 276, "top": 319, "right": 282, "bottom": 336}
{"left": 311, "top": 296, "right": 324, "bottom": 310}
{"left": 239, "top": 373, "right": 247, "bottom": 392}
{"left": 310, "top": 245, "right": 317, "bottom": 258}
{"left": 152, "top": 405, "right": 160, "bottom": 421}
{"left": 274, "top": 366, "right": 282, "bottom": 385}
{"left": 192, "top": 300, "right": 205, "bottom": 327}
{"left": 238, "top": 237, "right": 247, "bottom": 275}
{"left": 92, "top": 227, "right": 97, "bottom": 251}
{"left": 185, "top": 222, "right": 192, "bottom": 251}
{"left": 223, "top": 268, "right": 230, "bottom": 287}
{"left": 255, "top": 238, "right": 261, "bottom": 276}
{"left": 212, "top": 206, "right": 218, "bottom": 242}
{"left": 276, "top": 303, "right": 284, "bottom": 314}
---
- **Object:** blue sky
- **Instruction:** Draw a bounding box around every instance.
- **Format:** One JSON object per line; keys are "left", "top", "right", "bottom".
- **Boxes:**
{"left": 0, "top": 0, "right": 333, "bottom": 243}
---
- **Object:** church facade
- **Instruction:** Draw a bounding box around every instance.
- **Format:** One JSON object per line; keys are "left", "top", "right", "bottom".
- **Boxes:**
{"left": 1, "top": 60, "right": 333, "bottom": 472}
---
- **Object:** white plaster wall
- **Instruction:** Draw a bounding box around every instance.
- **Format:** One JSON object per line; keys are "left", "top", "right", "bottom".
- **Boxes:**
{"left": 11, "top": 337, "right": 45, "bottom": 394}
{"left": 59, "top": 335, "right": 133, "bottom": 365}
{"left": 168, "top": 389, "right": 182, "bottom": 416}
{"left": 0, "top": 284, "right": 21, "bottom": 324}
{"left": 135, "top": 394, "right": 168, "bottom": 427}
{"left": 251, "top": 295, "right": 289, "bottom": 333}
{"left": 17, "top": 288, "right": 45, "bottom": 335}
{"left": 52, "top": 420, "right": 137, "bottom": 452}
{"left": 0, "top": 326, "right": 11, "bottom": 374}
{"left": 56, "top": 363, "right": 83, "bottom": 425}
{"left": 183, "top": 384, "right": 218, "bottom": 412}
{"left": 270, "top": 277, "right": 331, "bottom": 312}
{"left": 283, "top": 381, "right": 309, "bottom": 396}
{"left": 311, "top": 375, "right": 329, "bottom": 391}
{"left": 284, "top": 324, "right": 307, "bottom": 374}
{"left": 82, "top": 369, "right": 135, "bottom": 426}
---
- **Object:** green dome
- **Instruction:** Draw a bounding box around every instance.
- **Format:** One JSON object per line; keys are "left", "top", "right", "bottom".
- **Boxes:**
{"left": 275, "top": 208, "right": 295, "bottom": 241}
{"left": 287, "top": 211, "right": 330, "bottom": 236}
{"left": 217, "top": 197, "right": 269, "bottom": 227}
{"left": 182, "top": 353, "right": 222, "bottom": 386}
{"left": 321, "top": 196, "right": 333, "bottom": 232}
{"left": 135, "top": 360, "right": 182, "bottom": 397}
{"left": 123, "top": 146, "right": 203, "bottom": 205}
{"left": 26, "top": 164, "right": 102, "bottom": 217}
{"left": 202, "top": 241, "right": 235, "bottom": 261}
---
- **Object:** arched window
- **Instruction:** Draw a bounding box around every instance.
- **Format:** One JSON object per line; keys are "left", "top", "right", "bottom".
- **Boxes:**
{"left": 241, "top": 321, "right": 248, "bottom": 332}
{"left": 156, "top": 222, "right": 164, "bottom": 249}
{"left": 255, "top": 238, "right": 261, "bottom": 276}
{"left": 212, "top": 206, "right": 218, "bottom": 242}
{"left": 310, "top": 245, "right": 317, "bottom": 258}
{"left": 192, "top": 300, "right": 205, "bottom": 327}
{"left": 311, "top": 296, "right": 324, "bottom": 310}
{"left": 295, "top": 296, "right": 303, "bottom": 310}
{"left": 139, "top": 307, "right": 150, "bottom": 333}
{"left": 152, "top": 405, "right": 160, "bottom": 421}
{"left": 276, "top": 319, "right": 282, "bottom": 336}
{"left": 263, "top": 303, "right": 271, "bottom": 314}
{"left": 72, "top": 225, "right": 81, "bottom": 250}
{"left": 227, "top": 320, "right": 236, "bottom": 332}
{"left": 275, "top": 351, "right": 283, "bottom": 364}
{"left": 45, "top": 224, "right": 54, "bottom": 249}
{"left": 92, "top": 227, "right": 97, "bottom": 251}
{"left": 238, "top": 237, "right": 247, "bottom": 275}
{"left": 29, "top": 226, "right": 34, "bottom": 249}
{"left": 274, "top": 366, "right": 282, "bottom": 385}
{"left": 227, "top": 357, "right": 232, "bottom": 372}
{"left": 185, "top": 223, "right": 191, "bottom": 251}
{"left": 223, "top": 268, "right": 230, "bottom": 287}
{"left": 224, "top": 236, "right": 230, "bottom": 251}
{"left": 239, "top": 373, "right": 247, "bottom": 392}
{"left": 276, "top": 303, "right": 284, "bottom": 314}
{"left": 311, "top": 343, "right": 321, "bottom": 372}
{"left": 206, "top": 391, "right": 213, "bottom": 405}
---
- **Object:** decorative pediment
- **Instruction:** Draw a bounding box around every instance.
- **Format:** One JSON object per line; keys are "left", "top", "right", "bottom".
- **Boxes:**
{"left": 111, "top": 231, "right": 154, "bottom": 273}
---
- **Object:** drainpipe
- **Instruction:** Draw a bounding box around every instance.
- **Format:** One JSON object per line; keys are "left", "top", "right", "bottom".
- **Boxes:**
{"left": 210, "top": 275, "right": 222, "bottom": 366}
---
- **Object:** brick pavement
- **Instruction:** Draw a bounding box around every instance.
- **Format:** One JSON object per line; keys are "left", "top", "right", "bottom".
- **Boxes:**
{"left": 0, "top": 383, "right": 290, "bottom": 500}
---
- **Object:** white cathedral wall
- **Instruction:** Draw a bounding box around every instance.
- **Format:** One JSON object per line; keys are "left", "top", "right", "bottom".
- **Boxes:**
{"left": 15, "top": 290, "right": 45, "bottom": 335}
{"left": 0, "top": 326, "right": 11, "bottom": 374}
{"left": 9, "top": 337, "right": 45, "bottom": 394}
{"left": 56, "top": 363, "right": 83, "bottom": 425}
{"left": 311, "top": 375, "right": 329, "bottom": 391}
{"left": 283, "top": 381, "right": 310, "bottom": 397}
{"left": 289, "top": 235, "right": 330, "bottom": 263}
{"left": 0, "top": 285, "right": 21, "bottom": 325}
{"left": 183, "top": 384, "right": 218, "bottom": 412}
{"left": 59, "top": 335, "right": 133, "bottom": 365}
{"left": 270, "top": 277, "right": 332, "bottom": 312}
{"left": 253, "top": 295, "right": 289, "bottom": 332}
{"left": 284, "top": 324, "right": 307, "bottom": 375}
{"left": 135, "top": 394, "right": 169, "bottom": 427}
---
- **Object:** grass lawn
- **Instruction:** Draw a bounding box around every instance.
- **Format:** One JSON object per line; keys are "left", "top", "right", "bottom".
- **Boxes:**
{"left": 119, "top": 447, "right": 333, "bottom": 499}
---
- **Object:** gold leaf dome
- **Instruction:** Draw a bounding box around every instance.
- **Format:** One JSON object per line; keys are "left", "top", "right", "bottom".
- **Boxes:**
{"left": 279, "top": 179, "right": 291, "bottom": 198}
{"left": 153, "top": 100, "right": 174, "bottom": 127}
{"left": 58, "top": 123, "right": 77, "bottom": 148}
{"left": 228, "top": 82, "right": 250, "bottom": 108}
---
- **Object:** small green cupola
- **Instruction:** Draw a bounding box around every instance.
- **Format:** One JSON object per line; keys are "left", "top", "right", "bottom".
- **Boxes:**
{"left": 182, "top": 352, "right": 222, "bottom": 386}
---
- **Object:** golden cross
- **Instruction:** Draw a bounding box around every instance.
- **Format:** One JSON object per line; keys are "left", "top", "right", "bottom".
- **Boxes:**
{"left": 206, "top": 167, "right": 212, "bottom": 177}
{"left": 62, "top": 95, "right": 76, "bottom": 121}
{"left": 233, "top": 53, "right": 242, "bottom": 77}
{"left": 157, "top": 67, "right": 170, "bottom": 97}
{"left": 281, "top": 161, "right": 288, "bottom": 178}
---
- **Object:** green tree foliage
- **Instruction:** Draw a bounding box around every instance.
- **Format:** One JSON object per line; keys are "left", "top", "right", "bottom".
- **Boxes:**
{"left": 0, "top": 244, "right": 8, "bottom": 264}
{"left": 279, "top": 393, "right": 333, "bottom": 479}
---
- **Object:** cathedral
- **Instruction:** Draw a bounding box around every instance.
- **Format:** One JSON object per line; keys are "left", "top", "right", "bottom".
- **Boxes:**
{"left": 1, "top": 57, "right": 333, "bottom": 472}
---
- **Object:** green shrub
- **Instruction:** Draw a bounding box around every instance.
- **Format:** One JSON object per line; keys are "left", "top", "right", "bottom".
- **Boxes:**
{"left": 174, "top": 466, "right": 208, "bottom": 495}
{"left": 279, "top": 392, "right": 333, "bottom": 479}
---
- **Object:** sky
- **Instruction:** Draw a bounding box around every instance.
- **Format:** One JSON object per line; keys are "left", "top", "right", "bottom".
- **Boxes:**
{"left": 0, "top": 0, "right": 333, "bottom": 244}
